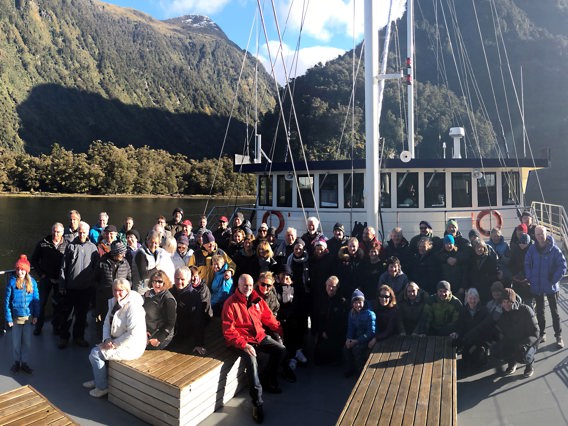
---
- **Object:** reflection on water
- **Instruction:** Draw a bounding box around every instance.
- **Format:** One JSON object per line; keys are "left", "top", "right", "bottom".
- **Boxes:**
{"left": 0, "top": 196, "right": 253, "bottom": 272}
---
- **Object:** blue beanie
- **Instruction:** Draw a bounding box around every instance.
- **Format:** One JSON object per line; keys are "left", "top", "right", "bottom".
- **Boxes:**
{"left": 351, "top": 289, "right": 365, "bottom": 302}
{"left": 444, "top": 234, "right": 455, "bottom": 245}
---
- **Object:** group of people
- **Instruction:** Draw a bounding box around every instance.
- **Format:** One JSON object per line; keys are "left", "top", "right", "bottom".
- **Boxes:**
{"left": 4, "top": 207, "right": 566, "bottom": 424}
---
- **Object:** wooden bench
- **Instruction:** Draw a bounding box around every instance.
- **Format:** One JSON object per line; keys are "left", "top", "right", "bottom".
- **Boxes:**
{"left": 0, "top": 385, "right": 78, "bottom": 425}
{"left": 108, "top": 325, "right": 246, "bottom": 426}
{"left": 337, "top": 335, "right": 457, "bottom": 426}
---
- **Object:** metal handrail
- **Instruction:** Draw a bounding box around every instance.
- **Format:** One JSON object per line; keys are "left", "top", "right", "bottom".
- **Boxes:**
{"left": 531, "top": 201, "right": 568, "bottom": 254}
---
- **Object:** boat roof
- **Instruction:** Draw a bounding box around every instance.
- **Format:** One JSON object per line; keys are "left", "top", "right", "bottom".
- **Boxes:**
{"left": 236, "top": 157, "right": 550, "bottom": 173}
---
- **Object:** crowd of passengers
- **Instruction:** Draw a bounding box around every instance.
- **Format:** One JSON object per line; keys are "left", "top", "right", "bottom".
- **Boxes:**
{"left": 5, "top": 207, "right": 566, "bottom": 422}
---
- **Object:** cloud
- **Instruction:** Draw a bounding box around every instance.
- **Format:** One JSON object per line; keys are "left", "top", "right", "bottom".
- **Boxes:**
{"left": 162, "top": 0, "right": 231, "bottom": 15}
{"left": 258, "top": 41, "right": 345, "bottom": 85}
{"left": 278, "top": 0, "right": 407, "bottom": 42}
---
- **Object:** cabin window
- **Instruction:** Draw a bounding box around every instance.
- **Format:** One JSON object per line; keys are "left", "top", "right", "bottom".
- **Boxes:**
{"left": 344, "top": 173, "right": 364, "bottom": 208}
{"left": 424, "top": 172, "right": 446, "bottom": 208}
{"left": 258, "top": 176, "right": 272, "bottom": 206}
{"left": 397, "top": 172, "right": 418, "bottom": 208}
{"left": 297, "top": 175, "right": 315, "bottom": 208}
{"left": 502, "top": 172, "right": 520, "bottom": 205}
{"left": 319, "top": 174, "right": 338, "bottom": 208}
{"left": 477, "top": 172, "right": 497, "bottom": 207}
{"left": 380, "top": 173, "right": 391, "bottom": 208}
{"left": 276, "top": 175, "right": 292, "bottom": 207}
{"left": 451, "top": 173, "right": 472, "bottom": 207}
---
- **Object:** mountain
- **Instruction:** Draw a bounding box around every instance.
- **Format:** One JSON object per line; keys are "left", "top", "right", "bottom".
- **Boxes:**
{"left": 0, "top": 0, "right": 275, "bottom": 155}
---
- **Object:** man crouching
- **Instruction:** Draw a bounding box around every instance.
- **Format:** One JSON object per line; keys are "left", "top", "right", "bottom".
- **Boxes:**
{"left": 222, "top": 274, "right": 286, "bottom": 424}
{"left": 495, "top": 288, "right": 539, "bottom": 378}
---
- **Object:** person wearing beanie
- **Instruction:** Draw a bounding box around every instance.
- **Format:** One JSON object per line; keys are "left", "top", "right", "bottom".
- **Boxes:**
{"left": 524, "top": 225, "right": 566, "bottom": 349}
{"left": 232, "top": 212, "right": 253, "bottom": 237}
{"left": 437, "top": 232, "right": 468, "bottom": 300}
{"left": 423, "top": 280, "right": 462, "bottom": 337}
{"left": 5, "top": 254, "right": 40, "bottom": 374}
{"left": 328, "top": 222, "right": 348, "bottom": 259}
{"left": 378, "top": 256, "right": 409, "bottom": 300}
{"left": 445, "top": 219, "right": 471, "bottom": 253}
{"left": 409, "top": 220, "right": 441, "bottom": 255}
{"left": 172, "top": 235, "right": 194, "bottom": 270}
{"left": 30, "top": 222, "right": 67, "bottom": 336}
{"left": 96, "top": 225, "right": 119, "bottom": 257}
{"left": 94, "top": 240, "right": 132, "bottom": 342}
{"left": 165, "top": 208, "right": 184, "bottom": 236}
{"left": 213, "top": 215, "right": 232, "bottom": 252}
{"left": 486, "top": 281, "right": 506, "bottom": 322}
{"left": 468, "top": 229, "right": 481, "bottom": 243}
{"left": 495, "top": 288, "right": 539, "bottom": 377}
{"left": 344, "top": 289, "right": 376, "bottom": 377}
{"left": 188, "top": 229, "right": 235, "bottom": 288}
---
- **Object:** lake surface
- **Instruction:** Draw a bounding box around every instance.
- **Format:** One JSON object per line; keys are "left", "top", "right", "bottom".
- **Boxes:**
{"left": 0, "top": 196, "right": 254, "bottom": 272}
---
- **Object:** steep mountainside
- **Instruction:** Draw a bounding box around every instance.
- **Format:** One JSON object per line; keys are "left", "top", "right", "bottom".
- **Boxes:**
{"left": 0, "top": 0, "right": 275, "bottom": 155}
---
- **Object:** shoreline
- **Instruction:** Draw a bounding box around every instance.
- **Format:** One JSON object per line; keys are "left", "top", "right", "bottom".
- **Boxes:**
{"left": 0, "top": 192, "right": 255, "bottom": 200}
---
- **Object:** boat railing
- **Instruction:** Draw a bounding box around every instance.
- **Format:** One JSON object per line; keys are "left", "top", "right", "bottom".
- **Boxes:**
{"left": 206, "top": 203, "right": 256, "bottom": 226}
{"left": 531, "top": 201, "right": 568, "bottom": 255}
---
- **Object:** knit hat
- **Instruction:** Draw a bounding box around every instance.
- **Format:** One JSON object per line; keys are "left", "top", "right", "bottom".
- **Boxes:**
{"left": 15, "top": 254, "right": 31, "bottom": 273}
{"left": 259, "top": 223, "right": 268, "bottom": 230}
{"left": 182, "top": 219, "right": 192, "bottom": 227}
{"left": 333, "top": 222, "right": 345, "bottom": 232}
{"left": 519, "top": 233, "right": 531, "bottom": 245}
{"left": 202, "top": 231, "right": 215, "bottom": 244}
{"left": 521, "top": 211, "right": 533, "bottom": 218}
{"left": 468, "top": 229, "right": 480, "bottom": 239}
{"left": 235, "top": 212, "right": 244, "bottom": 221}
{"left": 126, "top": 229, "right": 140, "bottom": 241}
{"left": 294, "top": 238, "right": 305, "bottom": 248}
{"left": 278, "top": 264, "right": 293, "bottom": 277}
{"left": 177, "top": 235, "right": 190, "bottom": 246}
{"left": 437, "top": 280, "right": 451, "bottom": 291}
{"left": 517, "top": 223, "right": 528, "bottom": 233}
{"left": 313, "top": 237, "right": 327, "bottom": 250}
{"left": 443, "top": 234, "right": 455, "bottom": 245}
{"left": 446, "top": 219, "right": 458, "bottom": 230}
{"left": 419, "top": 220, "right": 432, "bottom": 229}
{"left": 104, "top": 225, "right": 118, "bottom": 233}
{"left": 351, "top": 289, "right": 365, "bottom": 302}
{"left": 110, "top": 241, "right": 127, "bottom": 256}
{"left": 267, "top": 226, "right": 276, "bottom": 237}
{"left": 219, "top": 216, "right": 228, "bottom": 223}
{"left": 173, "top": 207, "right": 183, "bottom": 216}
{"left": 502, "top": 288, "right": 517, "bottom": 302}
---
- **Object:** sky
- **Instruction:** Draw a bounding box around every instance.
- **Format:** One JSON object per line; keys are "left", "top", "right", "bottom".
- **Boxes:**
{"left": 101, "top": 0, "right": 406, "bottom": 84}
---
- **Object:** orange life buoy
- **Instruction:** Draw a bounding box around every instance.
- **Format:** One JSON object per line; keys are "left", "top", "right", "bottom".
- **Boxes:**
{"left": 262, "top": 210, "right": 285, "bottom": 235}
{"left": 475, "top": 210, "right": 503, "bottom": 237}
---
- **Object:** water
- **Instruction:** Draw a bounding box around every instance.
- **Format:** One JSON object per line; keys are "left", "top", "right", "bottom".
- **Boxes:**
{"left": 0, "top": 196, "right": 253, "bottom": 272}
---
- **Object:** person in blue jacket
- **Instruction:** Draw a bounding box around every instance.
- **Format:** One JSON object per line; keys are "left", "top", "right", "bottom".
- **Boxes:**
{"left": 524, "top": 225, "right": 567, "bottom": 349}
{"left": 5, "top": 255, "right": 40, "bottom": 374}
{"left": 344, "top": 289, "right": 376, "bottom": 377}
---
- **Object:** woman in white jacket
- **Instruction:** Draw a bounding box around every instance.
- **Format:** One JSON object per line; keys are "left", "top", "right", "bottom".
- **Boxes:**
{"left": 83, "top": 278, "right": 146, "bottom": 398}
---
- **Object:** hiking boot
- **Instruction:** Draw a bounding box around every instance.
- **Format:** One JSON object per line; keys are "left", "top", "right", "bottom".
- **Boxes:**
{"left": 523, "top": 363, "right": 534, "bottom": 378}
{"left": 556, "top": 336, "right": 564, "bottom": 349}
{"left": 20, "top": 363, "right": 33, "bottom": 374}
{"left": 504, "top": 362, "right": 517, "bottom": 376}
{"left": 89, "top": 388, "right": 108, "bottom": 398}
{"left": 82, "top": 380, "right": 96, "bottom": 389}
{"left": 10, "top": 362, "right": 20, "bottom": 373}
{"left": 252, "top": 405, "right": 264, "bottom": 424}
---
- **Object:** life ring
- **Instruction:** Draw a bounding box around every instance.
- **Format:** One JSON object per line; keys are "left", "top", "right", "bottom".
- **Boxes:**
{"left": 475, "top": 210, "right": 503, "bottom": 237}
{"left": 262, "top": 210, "right": 285, "bottom": 235}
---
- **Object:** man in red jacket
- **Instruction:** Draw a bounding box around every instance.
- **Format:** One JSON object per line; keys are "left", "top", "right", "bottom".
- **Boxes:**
{"left": 222, "top": 274, "right": 286, "bottom": 424}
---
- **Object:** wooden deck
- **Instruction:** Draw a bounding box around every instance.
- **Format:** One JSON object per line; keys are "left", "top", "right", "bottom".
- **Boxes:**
{"left": 337, "top": 335, "right": 457, "bottom": 426}
{"left": 0, "top": 385, "right": 78, "bottom": 425}
{"left": 108, "top": 328, "right": 246, "bottom": 426}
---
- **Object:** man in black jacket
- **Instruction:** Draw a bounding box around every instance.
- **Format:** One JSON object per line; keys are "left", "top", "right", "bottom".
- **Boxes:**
{"left": 496, "top": 288, "right": 539, "bottom": 378}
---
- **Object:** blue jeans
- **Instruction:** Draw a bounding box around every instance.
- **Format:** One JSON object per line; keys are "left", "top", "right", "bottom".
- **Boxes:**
{"left": 12, "top": 322, "right": 33, "bottom": 363}
{"left": 89, "top": 346, "right": 109, "bottom": 390}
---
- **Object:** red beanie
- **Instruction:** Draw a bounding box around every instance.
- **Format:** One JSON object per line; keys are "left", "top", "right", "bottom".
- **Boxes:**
{"left": 15, "top": 254, "right": 31, "bottom": 273}
{"left": 517, "top": 223, "right": 528, "bottom": 233}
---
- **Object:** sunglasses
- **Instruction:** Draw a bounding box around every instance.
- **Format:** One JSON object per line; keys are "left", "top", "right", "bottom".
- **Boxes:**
{"left": 259, "top": 282, "right": 273, "bottom": 288}
{"left": 419, "top": 227, "right": 428, "bottom": 230}
{"left": 152, "top": 279, "right": 164, "bottom": 284}
{"left": 379, "top": 294, "right": 391, "bottom": 299}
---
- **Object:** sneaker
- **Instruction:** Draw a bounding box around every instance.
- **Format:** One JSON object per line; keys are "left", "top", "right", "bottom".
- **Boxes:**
{"left": 252, "top": 405, "right": 264, "bottom": 424}
{"left": 20, "top": 363, "right": 33, "bottom": 374}
{"left": 10, "top": 362, "right": 20, "bottom": 373}
{"left": 523, "top": 364, "right": 534, "bottom": 378}
{"left": 58, "top": 338, "right": 69, "bottom": 349}
{"left": 295, "top": 349, "right": 308, "bottom": 364}
{"left": 539, "top": 334, "right": 546, "bottom": 343}
{"left": 504, "top": 363, "right": 517, "bottom": 376}
{"left": 74, "top": 338, "right": 90, "bottom": 348}
{"left": 89, "top": 388, "right": 108, "bottom": 398}
{"left": 288, "top": 358, "right": 298, "bottom": 371}
{"left": 82, "top": 380, "right": 96, "bottom": 389}
{"left": 556, "top": 336, "right": 564, "bottom": 349}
